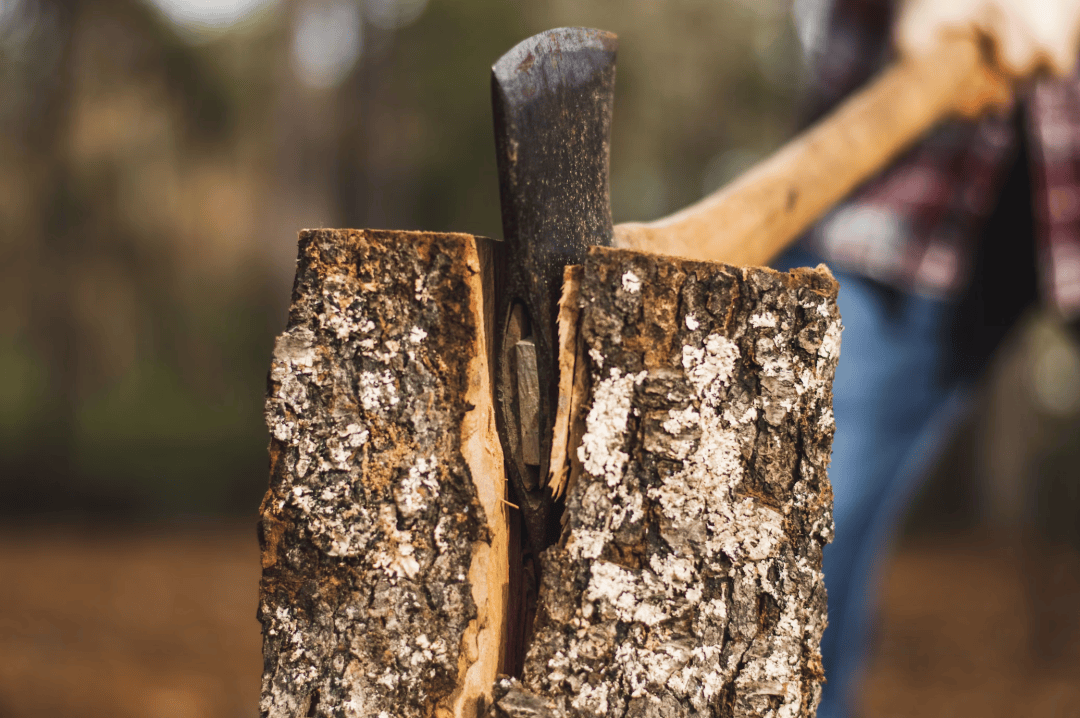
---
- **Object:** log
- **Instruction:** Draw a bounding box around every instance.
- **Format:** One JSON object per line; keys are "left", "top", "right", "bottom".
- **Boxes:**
{"left": 259, "top": 229, "right": 508, "bottom": 718}
{"left": 258, "top": 232, "right": 840, "bottom": 718}
{"left": 492, "top": 247, "right": 839, "bottom": 718}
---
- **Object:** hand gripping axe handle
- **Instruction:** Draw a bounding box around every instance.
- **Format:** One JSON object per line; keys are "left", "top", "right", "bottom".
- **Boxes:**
{"left": 490, "top": 28, "right": 1004, "bottom": 555}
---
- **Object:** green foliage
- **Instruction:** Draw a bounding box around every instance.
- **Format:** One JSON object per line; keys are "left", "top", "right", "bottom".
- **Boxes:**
{"left": 0, "top": 340, "right": 49, "bottom": 450}
{"left": 75, "top": 357, "right": 266, "bottom": 514}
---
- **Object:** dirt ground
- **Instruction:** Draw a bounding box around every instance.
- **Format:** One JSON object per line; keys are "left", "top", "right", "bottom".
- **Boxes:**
{"left": 861, "top": 534, "right": 1080, "bottom": 718}
{"left": 0, "top": 524, "right": 1077, "bottom": 717}
{"left": 0, "top": 522, "right": 262, "bottom": 718}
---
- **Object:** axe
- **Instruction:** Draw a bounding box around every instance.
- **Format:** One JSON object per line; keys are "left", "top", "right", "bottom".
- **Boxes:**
{"left": 489, "top": 27, "right": 1006, "bottom": 555}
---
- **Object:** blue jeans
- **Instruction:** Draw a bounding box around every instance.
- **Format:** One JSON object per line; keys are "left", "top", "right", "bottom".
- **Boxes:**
{"left": 775, "top": 250, "right": 982, "bottom": 718}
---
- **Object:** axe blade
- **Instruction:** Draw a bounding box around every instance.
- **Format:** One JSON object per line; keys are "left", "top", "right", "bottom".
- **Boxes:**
{"left": 491, "top": 27, "right": 617, "bottom": 552}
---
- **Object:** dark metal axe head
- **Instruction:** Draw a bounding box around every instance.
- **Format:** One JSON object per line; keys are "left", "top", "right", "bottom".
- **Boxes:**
{"left": 491, "top": 27, "right": 617, "bottom": 552}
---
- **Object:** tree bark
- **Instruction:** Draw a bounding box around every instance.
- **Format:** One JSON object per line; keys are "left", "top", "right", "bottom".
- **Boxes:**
{"left": 492, "top": 247, "right": 838, "bottom": 718}
{"left": 259, "top": 229, "right": 508, "bottom": 718}
{"left": 259, "top": 233, "right": 840, "bottom": 718}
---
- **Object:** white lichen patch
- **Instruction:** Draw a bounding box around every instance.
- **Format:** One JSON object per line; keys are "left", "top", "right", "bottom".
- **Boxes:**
{"left": 585, "top": 561, "right": 651, "bottom": 623}
{"left": 359, "top": 370, "right": 399, "bottom": 412}
{"left": 566, "top": 527, "right": 611, "bottom": 561}
{"left": 706, "top": 498, "right": 786, "bottom": 562}
{"left": 577, "top": 368, "right": 646, "bottom": 485}
{"left": 682, "top": 333, "right": 740, "bottom": 404}
{"left": 729, "top": 561, "right": 820, "bottom": 718}
{"left": 567, "top": 367, "right": 652, "bottom": 561}
{"left": 394, "top": 455, "right": 439, "bottom": 519}
{"left": 341, "top": 423, "right": 370, "bottom": 447}
{"left": 318, "top": 273, "right": 372, "bottom": 340}
{"left": 646, "top": 331, "right": 787, "bottom": 566}
{"left": 621, "top": 270, "right": 642, "bottom": 293}
{"left": 662, "top": 406, "right": 701, "bottom": 435}
{"left": 260, "top": 604, "right": 323, "bottom": 716}
{"left": 818, "top": 319, "right": 842, "bottom": 365}
{"left": 571, "top": 681, "right": 611, "bottom": 715}
{"left": 271, "top": 327, "right": 317, "bottom": 377}
{"left": 751, "top": 311, "right": 778, "bottom": 328}
{"left": 818, "top": 406, "right": 835, "bottom": 432}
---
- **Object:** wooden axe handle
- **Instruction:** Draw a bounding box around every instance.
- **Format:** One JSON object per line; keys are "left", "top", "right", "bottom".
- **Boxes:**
{"left": 614, "top": 35, "right": 1008, "bottom": 267}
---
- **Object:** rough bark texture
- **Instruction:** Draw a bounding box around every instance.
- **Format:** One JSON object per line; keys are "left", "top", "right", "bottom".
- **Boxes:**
{"left": 259, "top": 229, "right": 507, "bottom": 718}
{"left": 492, "top": 247, "right": 839, "bottom": 718}
{"left": 259, "top": 233, "right": 839, "bottom": 718}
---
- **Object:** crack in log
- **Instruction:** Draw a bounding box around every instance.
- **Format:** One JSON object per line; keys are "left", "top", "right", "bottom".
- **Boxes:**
{"left": 259, "top": 234, "right": 838, "bottom": 718}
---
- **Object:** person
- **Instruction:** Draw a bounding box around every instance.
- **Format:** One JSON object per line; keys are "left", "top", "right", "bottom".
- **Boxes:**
{"left": 777, "top": 1, "right": 1080, "bottom": 716}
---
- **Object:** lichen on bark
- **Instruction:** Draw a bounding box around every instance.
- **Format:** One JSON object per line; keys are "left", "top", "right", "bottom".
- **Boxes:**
{"left": 259, "top": 229, "right": 505, "bottom": 718}
{"left": 259, "top": 232, "right": 839, "bottom": 718}
{"left": 501, "top": 247, "right": 839, "bottom": 718}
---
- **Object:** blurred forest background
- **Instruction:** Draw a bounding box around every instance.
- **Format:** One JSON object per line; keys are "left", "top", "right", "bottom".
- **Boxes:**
{"left": 0, "top": 0, "right": 800, "bottom": 517}
{"left": 1, "top": 0, "right": 1079, "bottom": 716}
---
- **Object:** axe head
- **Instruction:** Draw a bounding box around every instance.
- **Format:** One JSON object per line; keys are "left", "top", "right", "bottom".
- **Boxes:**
{"left": 491, "top": 28, "right": 617, "bottom": 552}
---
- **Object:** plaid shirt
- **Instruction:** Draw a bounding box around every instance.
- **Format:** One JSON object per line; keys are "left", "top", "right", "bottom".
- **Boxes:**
{"left": 798, "top": 0, "right": 1080, "bottom": 318}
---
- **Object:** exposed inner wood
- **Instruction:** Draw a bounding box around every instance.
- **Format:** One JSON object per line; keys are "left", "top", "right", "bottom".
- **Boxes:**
{"left": 450, "top": 234, "right": 509, "bottom": 718}
{"left": 515, "top": 339, "right": 541, "bottom": 467}
{"left": 500, "top": 302, "right": 539, "bottom": 681}
{"left": 564, "top": 296, "right": 591, "bottom": 514}
{"left": 547, "top": 265, "right": 584, "bottom": 499}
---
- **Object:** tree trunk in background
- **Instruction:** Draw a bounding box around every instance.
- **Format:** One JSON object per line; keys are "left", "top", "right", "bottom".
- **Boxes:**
{"left": 335, "top": 23, "right": 401, "bottom": 233}
{"left": 259, "top": 234, "right": 840, "bottom": 718}
{"left": 20, "top": 0, "right": 84, "bottom": 501}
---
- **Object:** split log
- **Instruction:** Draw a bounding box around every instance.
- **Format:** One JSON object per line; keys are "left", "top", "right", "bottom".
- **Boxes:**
{"left": 491, "top": 247, "right": 839, "bottom": 718}
{"left": 259, "top": 229, "right": 508, "bottom": 718}
{"left": 259, "top": 232, "right": 840, "bottom": 718}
